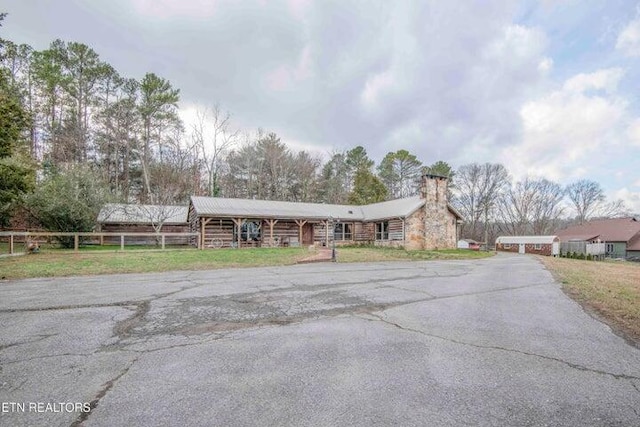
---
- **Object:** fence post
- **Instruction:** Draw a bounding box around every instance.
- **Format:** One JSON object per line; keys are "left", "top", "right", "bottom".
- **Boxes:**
{"left": 161, "top": 235, "right": 166, "bottom": 250}
{"left": 9, "top": 234, "right": 14, "bottom": 255}
{"left": 74, "top": 234, "right": 79, "bottom": 252}
{"left": 120, "top": 235, "right": 125, "bottom": 251}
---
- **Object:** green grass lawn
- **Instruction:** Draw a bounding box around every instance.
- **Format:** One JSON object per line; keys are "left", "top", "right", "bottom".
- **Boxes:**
{"left": 0, "top": 246, "right": 493, "bottom": 280}
{"left": 540, "top": 256, "right": 640, "bottom": 344}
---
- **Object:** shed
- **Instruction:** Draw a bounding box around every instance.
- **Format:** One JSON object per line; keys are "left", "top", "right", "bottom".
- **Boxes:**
{"left": 495, "top": 235, "right": 560, "bottom": 256}
{"left": 97, "top": 204, "right": 189, "bottom": 244}
{"left": 457, "top": 238, "right": 481, "bottom": 250}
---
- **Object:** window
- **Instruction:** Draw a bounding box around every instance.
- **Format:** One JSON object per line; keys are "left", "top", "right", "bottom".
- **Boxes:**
{"left": 534, "top": 243, "right": 542, "bottom": 250}
{"left": 376, "top": 221, "right": 389, "bottom": 240}
{"left": 503, "top": 244, "right": 511, "bottom": 249}
{"left": 334, "top": 223, "right": 352, "bottom": 241}
{"left": 606, "top": 243, "right": 614, "bottom": 254}
{"left": 239, "top": 220, "right": 261, "bottom": 241}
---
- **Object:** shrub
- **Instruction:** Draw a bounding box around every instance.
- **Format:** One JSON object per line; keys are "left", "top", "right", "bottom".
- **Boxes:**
{"left": 23, "top": 165, "right": 113, "bottom": 248}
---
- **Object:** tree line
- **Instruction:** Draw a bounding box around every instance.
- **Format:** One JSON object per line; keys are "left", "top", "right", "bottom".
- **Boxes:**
{"left": 0, "top": 14, "right": 630, "bottom": 241}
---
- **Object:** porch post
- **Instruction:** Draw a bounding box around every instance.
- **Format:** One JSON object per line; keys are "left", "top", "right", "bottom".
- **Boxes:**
{"left": 200, "top": 218, "right": 212, "bottom": 249}
{"left": 232, "top": 218, "right": 244, "bottom": 248}
{"left": 295, "top": 219, "right": 307, "bottom": 245}
{"left": 265, "top": 219, "right": 278, "bottom": 244}
{"left": 323, "top": 220, "right": 329, "bottom": 247}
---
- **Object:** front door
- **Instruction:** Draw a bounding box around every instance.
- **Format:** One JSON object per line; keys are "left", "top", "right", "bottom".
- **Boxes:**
{"left": 519, "top": 244, "right": 525, "bottom": 254}
{"left": 302, "top": 223, "right": 314, "bottom": 245}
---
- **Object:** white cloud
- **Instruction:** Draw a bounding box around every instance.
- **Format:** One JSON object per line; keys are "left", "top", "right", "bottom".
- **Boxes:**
{"left": 563, "top": 68, "right": 624, "bottom": 94}
{"left": 485, "top": 25, "right": 548, "bottom": 64}
{"left": 265, "top": 46, "right": 314, "bottom": 92}
{"left": 360, "top": 70, "right": 395, "bottom": 111}
{"left": 616, "top": 18, "right": 640, "bottom": 57}
{"left": 613, "top": 188, "right": 640, "bottom": 214}
{"left": 626, "top": 118, "right": 640, "bottom": 147}
{"left": 130, "top": 0, "right": 217, "bottom": 19}
{"left": 500, "top": 68, "right": 627, "bottom": 181}
{"left": 537, "top": 57, "right": 553, "bottom": 74}
{"left": 384, "top": 120, "right": 425, "bottom": 152}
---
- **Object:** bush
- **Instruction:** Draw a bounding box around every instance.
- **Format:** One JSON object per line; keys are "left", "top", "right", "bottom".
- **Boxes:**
{"left": 23, "top": 165, "right": 113, "bottom": 248}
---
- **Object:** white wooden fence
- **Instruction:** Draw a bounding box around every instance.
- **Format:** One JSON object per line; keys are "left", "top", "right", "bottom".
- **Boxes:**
{"left": 560, "top": 241, "right": 606, "bottom": 257}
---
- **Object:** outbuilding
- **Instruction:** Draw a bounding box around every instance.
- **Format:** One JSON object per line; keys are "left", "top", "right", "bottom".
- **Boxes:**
{"left": 495, "top": 235, "right": 560, "bottom": 256}
{"left": 97, "top": 204, "right": 189, "bottom": 244}
{"left": 457, "top": 238, "right": 481, "bottom": 250}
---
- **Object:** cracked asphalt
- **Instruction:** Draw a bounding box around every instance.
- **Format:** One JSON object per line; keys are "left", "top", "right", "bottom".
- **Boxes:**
{"left": 1, "top": 253, "right": 639, "bottom": 426}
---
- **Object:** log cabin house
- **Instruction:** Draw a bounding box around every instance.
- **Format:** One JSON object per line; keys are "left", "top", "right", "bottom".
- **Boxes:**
{"left": 189, "top": 174, "right": 463, "bottom": 250}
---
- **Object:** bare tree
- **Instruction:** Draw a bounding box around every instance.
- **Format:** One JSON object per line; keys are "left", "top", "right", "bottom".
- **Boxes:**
{"left": 496, "top": 178, "right": 537, "bottom": 236}
{"left": 530, "top": 179, "right": 565, "bottom": 234}
{"left": 453, "top": 163, "right": 509, "bottom": 242}
{"left": 566, "top": 179, "right": 605, "bottom": 224}
{"left": 496, "top": 178, "right": 565, "bottom": 235}
{"left": 191, "top": 105, "right": 238, "bottom": 197}
{"left": 592, "top": 198, "right": 630, "bottom": 219}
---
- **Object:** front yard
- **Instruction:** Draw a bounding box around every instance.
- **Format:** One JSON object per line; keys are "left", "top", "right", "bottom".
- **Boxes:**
{"left": 0, "top": 247, "right": 493, "bottom": 280}
{"left": 540, "top": 256, "right": 640, "bottom": 344}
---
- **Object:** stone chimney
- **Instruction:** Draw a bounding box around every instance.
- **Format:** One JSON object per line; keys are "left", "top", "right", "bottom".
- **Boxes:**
{"left": 421, "top": 173, "right": 454, "bottom": 250}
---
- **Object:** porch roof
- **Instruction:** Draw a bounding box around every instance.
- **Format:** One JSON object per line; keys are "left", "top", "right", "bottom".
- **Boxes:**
{"left": 190, "top": 195, "right": 428, "bottom": 222}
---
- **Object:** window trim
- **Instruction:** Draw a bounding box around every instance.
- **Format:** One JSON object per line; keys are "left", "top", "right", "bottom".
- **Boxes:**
{"left": 333, "top": 222, "right": 353, "bottom": 241}
{"left": 503, "top": 244, "right": 511, "bottom": 249}
{"left": 376, "top": 221, "right": 389, "bottom": 240}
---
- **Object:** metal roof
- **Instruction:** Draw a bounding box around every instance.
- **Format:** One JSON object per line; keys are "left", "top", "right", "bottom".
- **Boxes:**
{"left": 97, "top": 204, "right": 189, "bottom": 224}
{"left": 495, "top": 235, "right": 559, "bottom": 244}
{"left": 361, "top": 196, "right": 425, "bottom": 221}
{"left": 190, "top": 195, "right": 434, "bottom": 222}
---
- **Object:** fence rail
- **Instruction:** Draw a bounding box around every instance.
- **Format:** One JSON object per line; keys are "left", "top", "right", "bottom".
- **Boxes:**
{"left": 0, "top": 231, "right": 200, "bottom": 254}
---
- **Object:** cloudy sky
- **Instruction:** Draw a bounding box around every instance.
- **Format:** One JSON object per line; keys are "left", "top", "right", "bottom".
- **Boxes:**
{"left": 3, "top": 0, "right": 640, "bottom": 211}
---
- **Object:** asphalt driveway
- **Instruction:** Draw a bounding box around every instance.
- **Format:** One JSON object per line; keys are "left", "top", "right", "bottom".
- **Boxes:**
{"left": 1, "top": 253, "right": 639, "bottom": 426}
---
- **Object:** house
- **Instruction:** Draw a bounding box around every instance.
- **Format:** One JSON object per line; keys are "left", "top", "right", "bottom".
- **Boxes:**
{"left": 97, "top": 204, "right": 189, "bottom": 244}
{"left": 555, "top": 217, "right": 640, "bottom": 260}
{"left": 457, "top": 238, "right": 481, "bottom": 250}
{"left": 188, "top": 174, "right": 463, "bottom": 250}
{"left": 495, "top": 236, "right": 560, "bottom": 256}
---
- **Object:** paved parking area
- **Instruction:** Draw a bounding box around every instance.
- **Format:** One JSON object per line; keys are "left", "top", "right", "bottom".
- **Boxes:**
{"left": 1, "top": 253, "right": 639, "bottom": 426}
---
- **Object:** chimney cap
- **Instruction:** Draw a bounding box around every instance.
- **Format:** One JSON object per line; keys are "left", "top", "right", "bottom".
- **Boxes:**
{"left": 422, "top": 173, "right": 448, "bottom": 180}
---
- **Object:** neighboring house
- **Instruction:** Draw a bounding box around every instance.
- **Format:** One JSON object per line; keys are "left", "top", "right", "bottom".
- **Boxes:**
{"left": 457, "top": 239, "right": 481, "bottom": 250}
{"left": 188, "top": 174, "right": 463, "bottom": 250}
{"left": 555, "top": 217, "right": 640, "bottom": 260}
{"left": 495, "top": 236, "right": 560, "bottom": 256}
{"left": 97, "top": 204, "right": 189, "bottom": 244}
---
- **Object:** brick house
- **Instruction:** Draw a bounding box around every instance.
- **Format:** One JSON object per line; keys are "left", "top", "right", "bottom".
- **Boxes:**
{"left": 495, "top": 236, "right": 560, "bottom": 256}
